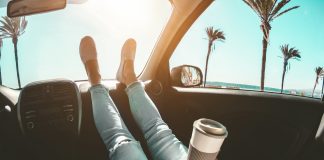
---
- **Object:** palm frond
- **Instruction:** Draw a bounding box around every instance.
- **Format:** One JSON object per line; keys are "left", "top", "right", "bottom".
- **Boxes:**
{"left": 292, "top": 57, "right": 301, "bottom": 61}
{"left": 243, "top": 0, "right": 263, "bottom": 19}
{"left": 206, "top": 27, "right": 226, "bottom": 42}
{"left": 272, "top": 6, "right": 299, "bottom": 19}
{"left": 0, "top": 20, "right": 14, "bottom": 34}
{"left": 288, "top": 62, "right": 291, "bottom": 71}
{"left": 268, "top": 0, "right": 276, "bottom": 13}
{"left": 280, "top": 44, "right": 301, "bottom": 61}
{"left": 206, "top": 27, "right": 213, "bottom": 40}
{"left": 271, "top": 0, "right": 290, "bottom": 16}
{"left": 18, "top": 31, "right": 25, "bottom": 36}
{"left": 0, "top": 28, "right": 14, "bottom": 37}
{"left": 315, "top": 67, "right": 323, "bottom": 76}
{"left": 269, "top": 0, "right": 278, "bottom": 13}
{"left": 320, "top": 70, "right": 324, "bottom": 77}
{"left": 2, "top": 16, "right": 14, "bottom": 32}
{"left": 0, "top": 16, "right": 28, "bottom": 39}
{"left": 21, "top": 18, "right": 28, "bottom": 32}
{"left": 14, "top": 17, "right": 21, "bottom": 35}
{"left": 255, "top": 0, "right": 264, "bottom": 15}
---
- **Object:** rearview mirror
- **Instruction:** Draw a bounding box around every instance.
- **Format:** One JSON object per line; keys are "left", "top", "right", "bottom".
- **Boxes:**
{"left": 7, "top": 0, "right": 67, "bottom": 18}
{"left": 170, "top": 65, "right": 203, "bottom": 87}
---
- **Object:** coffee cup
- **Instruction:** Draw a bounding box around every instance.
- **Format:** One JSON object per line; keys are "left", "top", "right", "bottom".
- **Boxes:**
{"left": 187, "top": 118, "right": 228, "bottom": 160}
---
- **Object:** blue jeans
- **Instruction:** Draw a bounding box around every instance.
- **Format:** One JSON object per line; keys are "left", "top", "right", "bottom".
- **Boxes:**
{"left": 89, "top": 82, "right": 188, "bottom": 160}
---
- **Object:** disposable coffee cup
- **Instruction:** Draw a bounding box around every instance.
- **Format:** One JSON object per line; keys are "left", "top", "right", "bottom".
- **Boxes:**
{"left": 188, "top": 118, "right": 228, "bottom": 160}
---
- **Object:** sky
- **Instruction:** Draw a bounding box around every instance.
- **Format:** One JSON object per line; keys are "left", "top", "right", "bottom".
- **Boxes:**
{"left": 0, "top": 0, "right": 323, "bottom": 92}
{"left": 171, "top": 0, "right": 324, "bottom": 91}
{"left": 0, "top": 0, "right": 171, "bottom": 88}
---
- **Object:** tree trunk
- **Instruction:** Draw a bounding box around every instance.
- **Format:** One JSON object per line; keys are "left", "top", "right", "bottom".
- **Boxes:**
{"left": 322, "top": 78, "right": 324, "bottom": 98}
{"left": 312, "top": 77, "right": 318, "bottom": 97}
{"left": 0, "top": 48, "right": 2, "bottom": 85}
{"left": 281, "top": 62, "right": 287, "bottom": 93}
{"left": 260, "top": 30, "right": 269, "bottom": 91}
{"left": 204, "top": 41, "right": 212, "bottom": 87}
{"left": 13, "top": 37, "right": 21, "bottom": 88}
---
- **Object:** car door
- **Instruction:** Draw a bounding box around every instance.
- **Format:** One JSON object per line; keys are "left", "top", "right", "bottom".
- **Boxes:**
{"left": 138, "top": 0, "right": 324, "bottom": 159}
{"left": 154, "top": 84, "right": 324, "bottom": 160}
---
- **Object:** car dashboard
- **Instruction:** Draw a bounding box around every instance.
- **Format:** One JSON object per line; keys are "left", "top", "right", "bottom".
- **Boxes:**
{"left": 1, "top": 79, "right": 324, "bottom": 160}
{"left": 0, "top": 79, "right": 156, "bottom": 160}
{"left": 0, "top": 79, "right": 113, "bottom": 159}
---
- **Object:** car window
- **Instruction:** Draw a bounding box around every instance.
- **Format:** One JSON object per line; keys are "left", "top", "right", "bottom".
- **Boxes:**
{"left": 170, "top": 0, "right": 324, "bottom": 99}
{"left": 0, "top": 0, "right": 171, "bottom": 89}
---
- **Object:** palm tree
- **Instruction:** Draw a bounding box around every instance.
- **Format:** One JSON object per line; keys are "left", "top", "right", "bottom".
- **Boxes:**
{"left": 280, "top": 44, "right": 300, "bottom": 93}
{"left": 312, "top": 67, "right": 323, "bottom": 97}
{"left": 204, "top": 27, "right": 225, "bottom": 87}
{"left": 0, "top": 38, "right": 3, "bottom": 85}
{"left": 0, "top": 16, "right": 28, "bottom": 88}
{"left": 243, "top": 0, "right": 299, "bottom": 91}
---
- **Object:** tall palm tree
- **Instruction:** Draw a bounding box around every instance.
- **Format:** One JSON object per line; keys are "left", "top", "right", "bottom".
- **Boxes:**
{"left": 280, "top": 44, "right": 300, "bottom": 93}
{"left": 0, "top": 38, "right": 3, "bottom": 85}
{"left": 243, "top": 0, "right": 299, "bottom": 91}
{"left": 312, "top": 67, "right": 323, "bottom": 97}
{"left": 204, "top": 27, "right": 225, "bottom": 87}
{"left": 0, "top": 16, "right": 27, "bottom": 88}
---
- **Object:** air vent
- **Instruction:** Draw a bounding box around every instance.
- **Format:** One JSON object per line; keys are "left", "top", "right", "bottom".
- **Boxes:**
{"left": 18, "top": 79, "right": 82, "bottom": 136}
{"left": 51, "top": 84, "right": 74, "bottom": 100}
{"left": 21, "top": 86, "right": 45, "bottom": 101}
{"left": 145, "top": 80, "right": 163, "bottom": 96}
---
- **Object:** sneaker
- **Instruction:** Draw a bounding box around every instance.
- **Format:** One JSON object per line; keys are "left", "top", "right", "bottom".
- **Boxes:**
{"left": 79, "top": 36, "right": 97, "bottom": 64}
{"left": 79, "top": 36, "right": 101, "bottom": 85}
{"left": 116, "top": 38, "right": 137, "bottom": 83}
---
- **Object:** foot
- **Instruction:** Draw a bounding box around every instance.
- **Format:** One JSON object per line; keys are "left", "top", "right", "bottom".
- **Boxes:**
{"left": 79, "top": 36, "right": 101, "bottom": 86}
{"left": 116, "top": 38, "right": 137, "bottom": 86}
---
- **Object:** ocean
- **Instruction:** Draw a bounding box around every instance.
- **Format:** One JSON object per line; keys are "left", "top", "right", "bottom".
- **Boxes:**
{"left": 206, "top": 81, "right": 323, "bottom": 99}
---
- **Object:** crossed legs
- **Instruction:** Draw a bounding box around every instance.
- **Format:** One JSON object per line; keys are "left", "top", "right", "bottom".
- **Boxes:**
{"left": 79, "top": 36, "right": 187, "bottom": 160}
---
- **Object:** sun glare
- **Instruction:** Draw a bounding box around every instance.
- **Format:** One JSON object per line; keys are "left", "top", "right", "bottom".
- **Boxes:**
{"left": 70, "top": 0, "right": 172, "bottom": 77}
{"left": 77, "top": 0, "right": 171, "bottom": 36}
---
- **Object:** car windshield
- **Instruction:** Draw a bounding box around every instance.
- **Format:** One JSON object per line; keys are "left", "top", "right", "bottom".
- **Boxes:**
{"left": 0, "top": 0, "right": 171, "bottom": 89}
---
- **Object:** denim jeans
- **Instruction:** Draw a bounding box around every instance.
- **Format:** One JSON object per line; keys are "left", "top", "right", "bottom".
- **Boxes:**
{"left": 89, "top": 82, "right": 188, "bottom": 160}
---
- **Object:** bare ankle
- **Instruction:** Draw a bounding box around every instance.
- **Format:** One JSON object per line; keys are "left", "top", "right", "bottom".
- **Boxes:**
{"left": 125, "top": 75, "right": 137, "bottom": 86}
{"left": 84, "top": 60, "right": 102, "bottom": 86}
{"left": 123, "top": 60, "right": 137, "bottom": 86}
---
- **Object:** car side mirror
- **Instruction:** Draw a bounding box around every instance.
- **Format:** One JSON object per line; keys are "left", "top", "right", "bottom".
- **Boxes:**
{"left": 170, "top": 65, "right": 203, "bottom": 87}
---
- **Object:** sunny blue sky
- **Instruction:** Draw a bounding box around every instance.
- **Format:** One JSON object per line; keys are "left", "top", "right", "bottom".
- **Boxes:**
{"left": 0, "top": 0, "right": 171, "bottom": 88}
{"left": 0, "top": 0, "right": 323, "bottom": 92}
{"left": 171, "top": 0, "right": 324, "bottom": 91}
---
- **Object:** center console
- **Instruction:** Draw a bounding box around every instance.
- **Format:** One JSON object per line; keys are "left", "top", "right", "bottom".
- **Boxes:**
{"left": 17, "top": 79, "right": 82, "bottom": 137}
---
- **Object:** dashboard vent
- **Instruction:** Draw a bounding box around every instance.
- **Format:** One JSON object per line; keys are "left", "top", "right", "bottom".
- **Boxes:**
{"left": 51, "top": 83, "right": 74, "bottom": 100}
{"left": 21, "top": 86, "right": 45, "bottom": 102}
{"left": 18, "top": 79, "right": 82, "bottom": 136}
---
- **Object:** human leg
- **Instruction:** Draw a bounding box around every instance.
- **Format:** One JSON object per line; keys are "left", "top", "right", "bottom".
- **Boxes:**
{"left": 89, "top": 85, "right": 147, "bottom": 160}
{"left": 118, "top": 39, "right": 188, "bottom": 160}
{"left": 126, "top": 82, "right": 188, "bottom": 160}
{"left": 79, "top": 36, "right": 147, "bottom": 160}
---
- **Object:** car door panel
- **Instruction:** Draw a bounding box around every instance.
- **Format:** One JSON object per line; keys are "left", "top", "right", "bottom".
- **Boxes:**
{"left": 158, "top": 87, "right": 324, "bottom": 160}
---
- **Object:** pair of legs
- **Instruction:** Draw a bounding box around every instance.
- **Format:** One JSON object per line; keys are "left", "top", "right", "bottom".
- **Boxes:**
{"left": 79, "top": 37, "right": 188, "bottom": 160}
